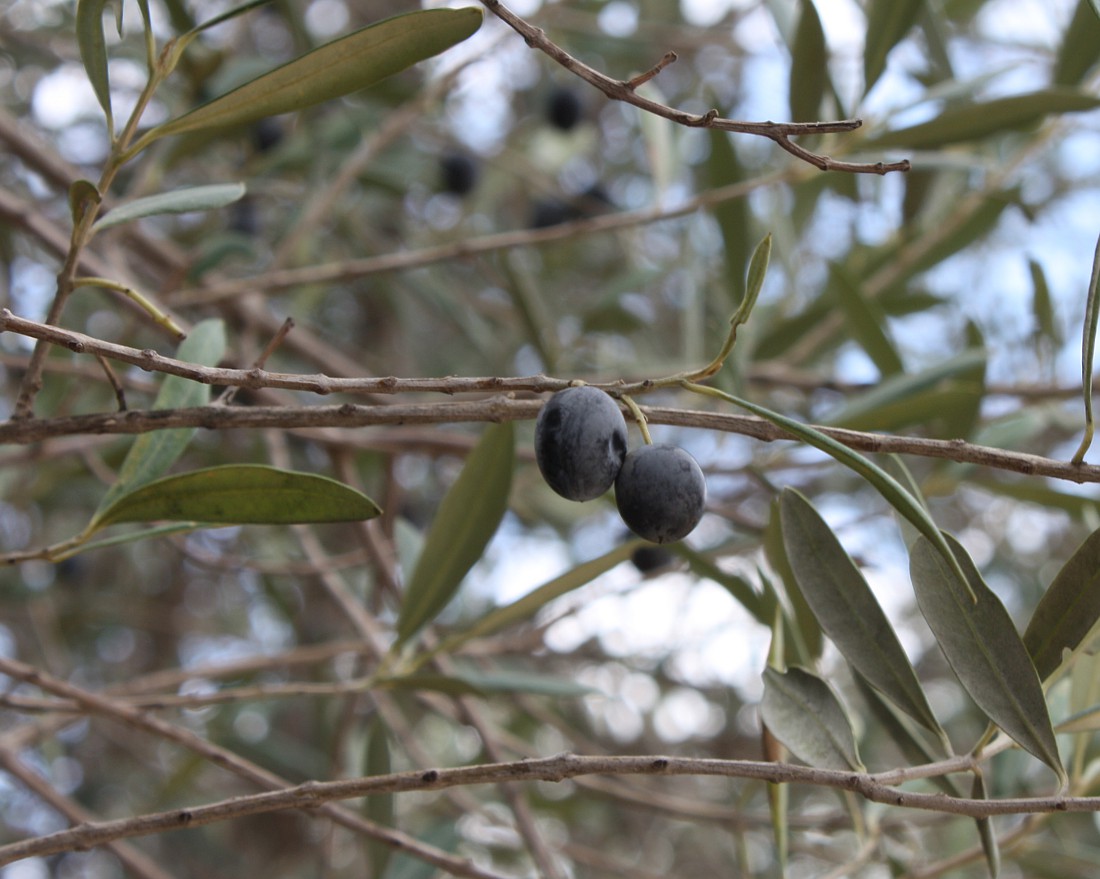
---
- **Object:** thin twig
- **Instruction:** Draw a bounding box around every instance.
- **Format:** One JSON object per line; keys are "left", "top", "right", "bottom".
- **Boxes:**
{"left": 171, "top": 170, "right": 786, "bottom": 305}
{"left": 0, "top": 656, "right": 519, "bottom": 879}
{"left": 477, "top": 0, "right": 909, "bottom": 175}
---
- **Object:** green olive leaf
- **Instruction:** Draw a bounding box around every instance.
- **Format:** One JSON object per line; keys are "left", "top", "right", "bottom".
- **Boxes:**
{"left": 789, "top": 0, "right": 828, "bottom": 122}
{"left": 1072, "top": 232, "right": 1100, "bottom": 464}
{"left": 1023, "top": 526, "right": 1100, "bottom": 682}
{"left": 780, "top": 489, "right": 946, "bottom": 744}
{"left": 92, "top": 464, "right": 381, "bottom": 529}
{"left": 395, "top": 422, "right": 513, "bottom": 646}
{"left": 863, "top": 0, "right": 923, "bottom": 95}
{"left": 76, "top": 0, "right": 119, "bottom": 132}
{"left": 94, "top": 319, "right": 225, "bottom": 519}
{"left": 869, "top": 89, "right": 1100, "bottom": 149}
{"left": 685, "top": 382, "right": 974, "bottom": 599}
{"left": 761, "top": 666, "right": 865, "bottom": 772}
{"left": 910, "top": 534, "right": 1064, "bottom": 781}
{"left": 129, "top": 8, "right": 482, "bottom": 154}
{"left": 92, "top": 183, "right": 246, "bottom": 233}
{"left": 425, "top": 542, "right": 636, "bottom": 665}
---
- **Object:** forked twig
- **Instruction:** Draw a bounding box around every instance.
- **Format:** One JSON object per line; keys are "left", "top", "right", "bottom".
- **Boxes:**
{"left": 478, "top": 0, "right": 910, "bottom": 175}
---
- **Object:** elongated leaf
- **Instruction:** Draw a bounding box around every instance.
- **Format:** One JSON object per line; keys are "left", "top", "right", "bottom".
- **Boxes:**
{"left": 1072, "top": 232, "right": 1100, "bottom": 464}
{"left": 395, "top": 422, "right": 513, "bottom": 645}
{"left": 76, "top": 0, "right": 117, "bottom": 131}
{"left": 364, "top": 719, "right": 394, "bottom": 879}
{"left": 825, "top": 349, "right": 986, "bottom": 430}
{"left": 830, "top": 262, "right": 904, "bottom": 377}
{"left": 909, "top": 534, "right": 1064, "bottom": 779}
{"left": 973, "top": 772, "right": 1001, "bottom": 879}
{"left": 688, "top": 383, "right": 972, "bottom": 594}
{"left": 676, "top": 545, "right": 769, "bottom": 624}
{"left": 863, "top": 0, "right": 924, "bottom": 95}
{"left": 760, "top": 667, "right": 864, "bottom": 771}
{"left": 136, "top": 9, "right": 482, "bottom": 149}
{"left": 1030, "top": 258, "right": 1060, "bottom": 349}
{"left": 68, "top": 179, "right": 102, "bottom": 227}
{"left": 1023, "top": 527, "right": 1100, "bottom": 682}
{"left": 428, "top": 542, "right": 636, "bottom": 661}
{"left": 789, "top": 0, "right": 828, "bottom": 121}
{"left": 96, "top": 319, "right": 225, "bottom": 516}
{"left": 870, "top": 89, "right": 1100, "bottom": 149}
{"left": 855, "top": 677, "right": 959, "bottom": 795}
{"left": 780, "top": 489, "right": 945, "bottom": 740}
{"left": 1092, "top": 0, "right": 1100, "bottom": 24}
{"left": 93, "top": 465, "right": 380, "bottom": 528}
{"left": 1054, "top": 0, "right": 1100, "bottom": 85}
{"left": 764, "top": 502, "right": 823, "bottom": 662}
{"left": 382, "top": 668, "right": 593, "bottom": 698}
{"left": 92, "top": 183, "right": 246, "bottom": 233}
{"left": 705, "top": 132, "right": 751, "bottom": 308}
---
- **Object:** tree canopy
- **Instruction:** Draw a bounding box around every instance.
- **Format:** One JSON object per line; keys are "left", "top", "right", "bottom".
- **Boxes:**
{"left": 2, "top": 0, "right": 1100, "bottom": 876}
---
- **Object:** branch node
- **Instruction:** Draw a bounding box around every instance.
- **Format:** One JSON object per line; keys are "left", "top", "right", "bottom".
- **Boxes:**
{"left": 624, "top": 51, "right": 677, "bottom": 90}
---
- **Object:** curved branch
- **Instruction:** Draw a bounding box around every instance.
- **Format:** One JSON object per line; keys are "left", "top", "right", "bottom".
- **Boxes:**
{"left": 1, "top": 746, "right": 1091, "bottom": 866}
{"left": 478, "top": 0, "right": 909, "bottom": 175}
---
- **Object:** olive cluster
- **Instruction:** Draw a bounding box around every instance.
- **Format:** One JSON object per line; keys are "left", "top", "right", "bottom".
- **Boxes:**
{"left": 534, "top": 387, "right": 707, "bottom": 543}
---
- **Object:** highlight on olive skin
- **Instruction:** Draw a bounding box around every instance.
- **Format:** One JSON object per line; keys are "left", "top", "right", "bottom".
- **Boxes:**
{"left": 534, "top": 386, "right": 628, "bottom": 502}
{"left": 614, "top": 444, "right": 707, "bottom": 544}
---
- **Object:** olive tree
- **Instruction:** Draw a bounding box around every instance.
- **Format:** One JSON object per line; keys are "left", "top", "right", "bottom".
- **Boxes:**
{"left": 1, "top": 0, "right": 1100, "bottom": 876}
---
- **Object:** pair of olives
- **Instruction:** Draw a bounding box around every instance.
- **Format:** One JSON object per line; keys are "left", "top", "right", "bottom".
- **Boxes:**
{"left": 534, "top": 387, "right": 707, "bottom": 544}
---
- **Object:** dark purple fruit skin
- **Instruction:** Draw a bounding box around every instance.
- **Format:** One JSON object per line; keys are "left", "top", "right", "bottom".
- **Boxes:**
{"left": 535, "top": 387, "right": 628, "bottom": 501}
{"left": 615, "top": 445, "right": 706, "bottom": 543}
{"left": 546, "top": 87, "right": 583, "bottom": 131}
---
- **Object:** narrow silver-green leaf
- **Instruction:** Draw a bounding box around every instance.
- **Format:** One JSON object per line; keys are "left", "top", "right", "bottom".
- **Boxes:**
{"left": 780, "top": 489, "right": 944, "bottom": 740}
{"left": 92, "top": 183, "right": 246, "bottom": 233}
{"left": 863, "top": 0, "right": 923, "bottom": 95}
{"left": 973, "top": 772, "right": 1001, "bottom": 879}
{"left": 738, "top": 232, "right": 772, "bottom": 324}
{"left": 95, "top": 318, "right": 226, "bottom": 518}
{"left": 1054, "top": 0, "right": 1100, "bottom": 85}
{"left": 677, "top": 545, "right": 769, "bottom": 624}
{"left": 395, "top": 422, "right": 513, "bottom": 645}
{"left": 825, "top": 349, "right": 986, "bottom": 430}
{"left": 764, "top": 502, "right": 823, "bottom": 663}
{"left": 760, "top": 666, "right": 864, "bottom": 772}
{"left": 789, "top": 0, "right": 828, "bottom": 121}
{"left": 1072, "top": 232, "right": 1100, "bottom": 464}
{"left": 870, "top": 89, "right": 1100, "bottom": 149}
{"left": 830, "top": 262, "right": 904, "bottom": 377}
{"left": 136, "top": 8, "right": 482, "bottom": 149}
{"left": 93, "top": 465, "right": 381, "bottom": 528}
{"left": 364, "top": 719, "right": 394, "bottom": 879}
{"left": 1030, "top": 258, "right": 1060, "bottom": 348}
{"left": 76, "top": 0, "right": 116, "bottom": 132}
{"left": 687, "top": 382, "right": 972, "bottom": 595}
{"left": 1023, "top": 527, "right": 1100, "bottom": 682}
{"left": 910, "top": 534, "right": 1064, "bottom": 779}
{"left": 855, "top": 677, "right": 958, "bottom": 794}
{"left": 427, "top": 542, "right": 636, "bottom": 663}
{"left": 705, "top": 131, "right": 751, "bottom": 308}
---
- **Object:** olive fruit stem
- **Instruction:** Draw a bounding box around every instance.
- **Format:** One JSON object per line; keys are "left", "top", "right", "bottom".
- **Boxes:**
{"left": 621, "top": 394, "right": 653, "bottom": 444}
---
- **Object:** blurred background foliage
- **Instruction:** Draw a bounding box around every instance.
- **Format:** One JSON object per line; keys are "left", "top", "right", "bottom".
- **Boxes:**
{"left": 1, "top": 0, "right": 1100, "bottom": 876}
